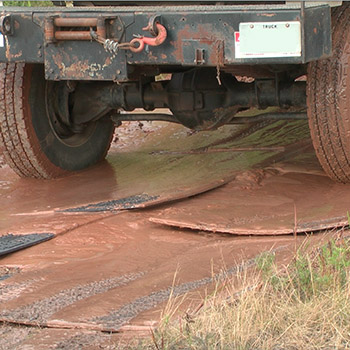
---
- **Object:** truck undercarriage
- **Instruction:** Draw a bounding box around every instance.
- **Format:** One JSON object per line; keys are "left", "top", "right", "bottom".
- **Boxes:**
{"left": 0, "top": 1, "right": 349, "bottom": 183}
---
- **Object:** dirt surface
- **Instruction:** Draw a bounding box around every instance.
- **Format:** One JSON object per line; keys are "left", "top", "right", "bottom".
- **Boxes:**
{"left": 0, "top": 118, "right": 350, "bottom": 349}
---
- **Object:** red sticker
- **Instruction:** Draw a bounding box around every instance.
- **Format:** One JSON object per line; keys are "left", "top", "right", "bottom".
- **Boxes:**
{"left": 235, "top": 32, "right": 240, "bottom": 43}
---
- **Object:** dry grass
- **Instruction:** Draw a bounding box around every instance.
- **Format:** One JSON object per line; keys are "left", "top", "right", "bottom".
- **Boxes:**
{"left": 124, "top": 234, "right": 350, "bottom": 350}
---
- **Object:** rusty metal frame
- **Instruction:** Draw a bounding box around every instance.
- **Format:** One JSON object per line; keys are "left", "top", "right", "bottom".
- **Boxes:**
{"left": 0, "top": 4, "right": 331, "bottom": 82}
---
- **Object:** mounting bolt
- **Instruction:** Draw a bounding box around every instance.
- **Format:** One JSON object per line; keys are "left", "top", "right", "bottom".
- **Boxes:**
{"left": 0, "top": 15, "right": 13, "bottom": 35}
{"left": 116, "top": 69, "right": 121, "bottom": 75}
{"left": 250, "top": 24, "right": 254, "bottom": 29}
{"left": 286, "top": 23, "right": 290, "bottom": 28}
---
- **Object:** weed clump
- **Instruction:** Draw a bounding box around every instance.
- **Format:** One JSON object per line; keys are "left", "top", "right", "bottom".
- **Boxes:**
{"left": 259, "top": 239, "right": 350, "bottom": 301}
{"left": 126, "top": 237, "right": 350, "bottom": 350}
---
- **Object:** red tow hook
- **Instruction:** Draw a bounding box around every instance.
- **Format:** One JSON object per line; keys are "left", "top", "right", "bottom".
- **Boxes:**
{"left": 129, "top": 23, "right": 167, "bottom": 53}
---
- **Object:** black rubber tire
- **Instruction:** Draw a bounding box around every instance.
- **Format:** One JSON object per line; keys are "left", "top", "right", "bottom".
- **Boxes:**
{"left": 0, "top": 63, "right": 115, "bottom": 179}
{"left": 307, "top": 3, "right": 350, "bottom": 183}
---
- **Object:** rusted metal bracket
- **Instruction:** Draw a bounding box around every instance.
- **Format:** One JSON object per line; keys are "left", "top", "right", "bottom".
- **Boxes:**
{"left": 182, "top": 39, "right": 224, "bottom": 67}
{"left": 45, "top": 13, "right": 166, "bottom": 56}
{"left": 45, "top": 16, "right": 107, "bottom": 43}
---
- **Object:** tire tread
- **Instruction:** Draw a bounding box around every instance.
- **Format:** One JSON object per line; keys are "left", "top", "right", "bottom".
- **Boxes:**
{"left": 307, "top": 3, "right": 350, "bottom": 183}
{"left": 0, "top": 63, "right": 45, "bottom": 178}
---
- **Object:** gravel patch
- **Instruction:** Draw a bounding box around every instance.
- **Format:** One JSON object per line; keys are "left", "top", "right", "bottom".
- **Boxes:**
{"left": 0, "top": 325, "right": 35, "bottom": 350}
{"left": 0, "top": 272, "right": 145, "bottom": 322}
{"left": 52, "top": 332, "right": 115, "bottom": 350}
{"left": 0, "top": 154, "right": 5, "bottom": 168}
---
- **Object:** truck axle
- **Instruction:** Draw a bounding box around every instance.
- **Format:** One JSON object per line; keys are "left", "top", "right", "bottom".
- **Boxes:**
{"left": 71, "top": 68, "right": 306, "bottom": 130}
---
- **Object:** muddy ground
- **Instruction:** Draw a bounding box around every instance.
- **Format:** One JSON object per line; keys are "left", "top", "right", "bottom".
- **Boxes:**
{"left": 0, "top": 117, "right": 350, "bottom": 349}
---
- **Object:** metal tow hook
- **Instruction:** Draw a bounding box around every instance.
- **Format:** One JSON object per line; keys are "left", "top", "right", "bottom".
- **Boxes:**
{"left": 129, "top": 22, "right": 167, "bottom": 53}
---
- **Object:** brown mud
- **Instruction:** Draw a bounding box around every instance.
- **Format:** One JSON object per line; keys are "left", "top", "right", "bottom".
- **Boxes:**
{"left": 0, "top": 119, "right": 349, "bottom": 349}
{"left": 149, "top": 155, "right": 350, "bottom": 235}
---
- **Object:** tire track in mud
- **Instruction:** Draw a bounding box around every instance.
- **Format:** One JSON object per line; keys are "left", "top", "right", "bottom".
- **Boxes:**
{"left": 91, "top": 246, "right": 286, "bottom": 329}
{"left": 47, "top": 247, "right": 288, "bottom": 349}
{"left": 0, "top": 272, "right": 145, "bottom": 323}
{"left": 0, "top": 245, "right": 288, "bottom": 337}
{"left": 0, "top": 280, "right": 41, "bottom": 303}
{"left": 91, "top": 259, "right": 257, "bottom": 329}
{"left": 54, "top": 332, "right": 115, "bottom": 350}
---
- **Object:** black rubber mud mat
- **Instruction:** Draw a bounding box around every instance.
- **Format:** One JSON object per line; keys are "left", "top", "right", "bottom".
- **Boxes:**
{"left": 61, "top": 194, "right": 160, "bottom": 213}
{"left": 0, "top": 233, "right": 54, "bottom": 257}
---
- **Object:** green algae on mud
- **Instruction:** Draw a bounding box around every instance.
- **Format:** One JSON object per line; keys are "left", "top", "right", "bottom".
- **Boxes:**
{"left": 106, "top": 120, "right": 311, "bottom": 199}
{"left": 231, "top": 120, "right": 311, "bottom": 148}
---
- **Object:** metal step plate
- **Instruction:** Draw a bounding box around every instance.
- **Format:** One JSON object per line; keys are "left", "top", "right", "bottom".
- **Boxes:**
{"left": 0, "top": 233, "right": 54, "bottom": 257}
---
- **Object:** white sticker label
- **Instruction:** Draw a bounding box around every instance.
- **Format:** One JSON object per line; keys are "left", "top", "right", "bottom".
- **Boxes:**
{"left": 235, "top": 21, "right": 301, "bottom": 59}
{"left": 0, "top": 33, "right": 3, "bottom": 48}
{"left": 234, "top": 32, "right": 241, "bottom": 58}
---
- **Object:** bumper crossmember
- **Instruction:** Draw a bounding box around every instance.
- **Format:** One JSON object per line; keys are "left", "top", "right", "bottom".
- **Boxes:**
{"left": 0, "top": 4, "right": 331, "bottom": 81}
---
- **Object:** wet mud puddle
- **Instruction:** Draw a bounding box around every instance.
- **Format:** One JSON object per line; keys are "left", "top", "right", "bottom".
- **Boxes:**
{"left": 0, "top": 119, "right": 350, "bottom": 349}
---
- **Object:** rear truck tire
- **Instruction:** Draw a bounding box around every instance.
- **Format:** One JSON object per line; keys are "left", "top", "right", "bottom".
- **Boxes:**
{"left": 0, "top": 63, "right": 115, "bottom": 179}
{"left": 307, "top": 3, "right": 350, "bottom": 183}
